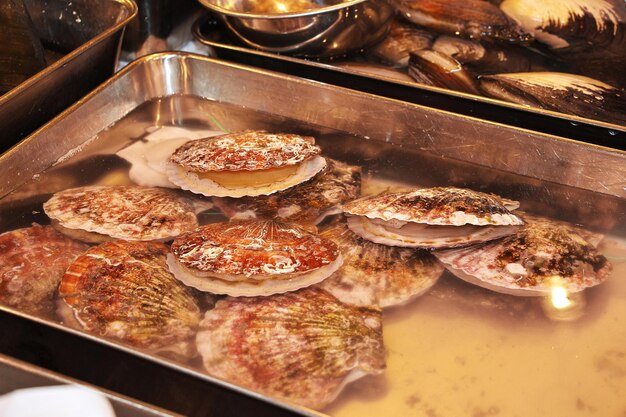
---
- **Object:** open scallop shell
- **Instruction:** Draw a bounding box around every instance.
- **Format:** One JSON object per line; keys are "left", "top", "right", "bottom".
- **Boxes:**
{"left": 58, "top": 240, "right": 201, "bottom": 358}
{"left": 318, "top": 219, "right": 444, "bottom": 308}
{"left": 168, "top": 220, "right": 343, "bottom": 297}
{"left": 164, "top": 156, "right": 326, "bottom": 198}
{"left": 0, "top": 224, "right": 88, "bottom": 316}
{"left": 163, "top": 131, "right": 326, "bottom": 197}
{"left": 43, "top": 185, "right": 207, "bottom": 243}
{"left": 116, "top": 127, "right": 225, "bottom": 188}
{"left": 196, "top": 287, "right": 385, "bottom": 409}
{"left": 343, "top": 187, "right": 523, "bottom": 248}
{"left": 435, "top": 214, "right": 612, "bottom": 296}
{"left": 213, "top": 159, "right": 361, "bottom": 225}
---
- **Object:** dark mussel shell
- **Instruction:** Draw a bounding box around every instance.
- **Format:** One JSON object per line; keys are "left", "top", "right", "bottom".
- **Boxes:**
{"left": 390, "top": 0, "right": 532, "bottom": 44}
{"left": 367, "top": 18, "right": 435, "bottom": 68}
{"left": 480, "top": 72, "right": 626, "bottom": 125}
{"left": 408, "top": 50, "right": 481, "bottom": 94}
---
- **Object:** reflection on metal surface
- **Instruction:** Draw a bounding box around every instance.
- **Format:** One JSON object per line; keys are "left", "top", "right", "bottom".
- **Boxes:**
{"left": 0, "top": 355, "right": 180, "bottom": 417}
{"left": 0, "top": 0, "right": 137, "bottom": 151}
{"left": 542, "top": 276, "right": 586, "bottom": 321}
{"left": 1, "top": 53, "right": 625, "bottom": 201}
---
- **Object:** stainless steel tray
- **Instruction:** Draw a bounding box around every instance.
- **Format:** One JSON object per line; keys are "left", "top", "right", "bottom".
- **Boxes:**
{"left": 0, "top": 355, "right": 179, "bottom": 417}
{"left": 0, "top": 52, "right": 625, "bottom": 417}
{"left": 0, "top": 0, "right": 137, "bottom": 152}
{"left": 192, "top": 13, "right": 626, "bottom": 150}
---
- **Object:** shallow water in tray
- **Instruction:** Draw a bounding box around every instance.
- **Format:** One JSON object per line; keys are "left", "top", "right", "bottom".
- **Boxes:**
{"left": 1, "top": 95, "right": 625, "bottom": 417}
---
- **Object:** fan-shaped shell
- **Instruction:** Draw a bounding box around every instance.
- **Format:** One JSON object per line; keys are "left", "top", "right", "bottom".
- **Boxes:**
{"left": 435, "top": 214, "right": 612, "bottom": 296}
{"left": 168, "top": 220, "right": 342, "bottom": 296}
{"left": 0, "top": 224, "right": 88, "bottom": 316}
{"left": 116, "top": 127, "right": 225, "bottom": 188}
{"left": 58, "top": 240, "right": 201, "bottom": 357}
{"left": 43, "top": 185, "right": 202, "bottom": 243}
{"left": 213, "top": 159, "right": 361, "bottom": 225}
{"left": 169, "top": 131, "right": 321, "bottom": 172}
{"left": 343, "top": 187, "right": 522, "bottom": 225}
{"left": 318, "top": 219, "right": 444, "bottom": 308}
{"left": 163, "top": 131, "right": 326, "bottom": 198}
{"left": 343, "top": 187, "right": 523, "bottom": 248}
{"left": 196, "top": 287, "right": 385, "bottom": 409}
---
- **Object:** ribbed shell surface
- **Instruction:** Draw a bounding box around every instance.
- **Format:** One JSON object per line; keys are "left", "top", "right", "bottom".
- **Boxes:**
{"left": 435, "top": 214, "right": 612, "bottom": 294}
{"left": 43, "top": 185, "right": 200, "bottom": 241}
{"left": 343, "top": 187, "right": 523, "bottom": 226}
{"left": 318, "top": 220, "right": 444, "bottom": 307}
{"left": 196, "top": 287, "right": 385, "bottom": 409}
{"left": 0, "top": 225, "right": 88, "bottom": 316}
{"left": 59, "top": 240, "right": 201, "bottom": 356}
{"left": 170, "top": 220, "right": 340, "bottom": 278}
{"left": 169, "top": 131, "right": 321, "bottom": 172}
{"left": 213, "top": 159, "right": 361, "bottom": 225}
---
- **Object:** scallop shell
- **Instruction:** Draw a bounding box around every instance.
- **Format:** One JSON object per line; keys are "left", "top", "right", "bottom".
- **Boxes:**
{"left": 0, "top": 224, "right": 88, "bottom": 316}
{"left": 318, "top": 219, "right": 444, "bottom": 308}
{"left": 43, "top": 185, "right": 204, "bottom": 243}
{"left": 163, "top": 131, "right": 326, "bottom": 198}
{"left": 343, "top": 187, "right": 523, "bottom": 248}
{"left": 116, "top": 127, "right": 225, "bottom": 188}
{"left": 196, "top": 287, "right": 385, "bottom": 409}
{"left": 434, "top": 214, "right": 612, "bottom": 296}
{"left": 58, "top": 240, "right": 201, "bottom": 357}
{"left": 213, "top": 159, "right": 361, "bottom": 225}
{"left": 169, "top": 131, "right": 321, "bottom": 172}
{"left": 168, "top": 220, "right": 343, "bottom": 297}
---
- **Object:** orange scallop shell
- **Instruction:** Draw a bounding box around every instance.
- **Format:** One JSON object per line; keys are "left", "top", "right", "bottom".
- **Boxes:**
{"left": 59, "top": 240, "right": 201, "bottom": 357}
{"left": 169, "top": 131, "right": 321, "bottom": 172}
{"left": 43, "top": 185, "right": 201, "bottom": 241}
{"left": 170, "top": 220, "right": 340, "bottom": 278}
{"left": 0, "top": 224, "right": 88, "bottom": 316}
{"left": 343, "top": 186, "right": 523, "bottom": 226}
{"left": 196, "top": 287, "right": 385, "bottom": 409}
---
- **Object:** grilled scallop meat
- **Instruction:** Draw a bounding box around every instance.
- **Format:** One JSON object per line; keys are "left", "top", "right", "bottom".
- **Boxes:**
{"left": 58, "top": 240, "right": 201, "bottom": 358}
{"left": 318, "top": 219, "right": 444, "bottom": 308}
{"left": 163, "top": 131, "right": 327, "bottom": 197}
{"left": 43, "top": 185, "right": 205, "bottom": 243}
{"left": 168, "top": 220, "right": 343, "bottom": 297}
{"left": 0, "top": 224, "right": 88, "bottom": 316}
{"left": 196, "top": 287, "right": 385, "bottom": 409}
{"left": 343, "top": 187, "right": 523, "bottom": 249}
{"left": 435, "top": 214, "right": 612, "bottom": 296}
{"left": 213, "top": 159, "right": 361, "bottom": 226}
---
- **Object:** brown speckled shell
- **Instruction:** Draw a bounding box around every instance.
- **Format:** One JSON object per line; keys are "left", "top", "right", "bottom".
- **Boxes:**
{"left": 343, "top": 187, "right": 523, "bottom": 226}
{"left": 435, "top": 214, "right": 612, "bottom": 295}
{"left": 59, "top": 240, "right": 201, "bottom": 357}
{"left": 44, "top": 185, "right": 200, "bottom": 241}
{"left": 169, "top": 131, "right": 321, "bottom": 172}
{"left": 0, "top": 225, "right": 88, "bottom": 316}
{"left": 318, "top": 219, "right": 444, "bottom": 307}
{"left": 196, "top": 287, "right": 385, "bottom": 409}
{"left": 171, "top": 220, "right": 340, "bottom": 278}
{"left": 213, "top": 159, "right": 361, "bottom": 225}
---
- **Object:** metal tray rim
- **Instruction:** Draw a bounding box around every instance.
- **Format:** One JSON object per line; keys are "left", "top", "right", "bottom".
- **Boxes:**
{"left": 0, "top": 0, "right": 138, "bottom": 107}
{"left": 192, "top": 16, "right": 626, "bottom": 134}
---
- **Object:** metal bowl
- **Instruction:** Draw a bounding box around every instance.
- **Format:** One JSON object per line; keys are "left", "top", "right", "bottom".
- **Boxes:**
{"left": 197, "top": 0, "right": 394, "bottom": 58}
